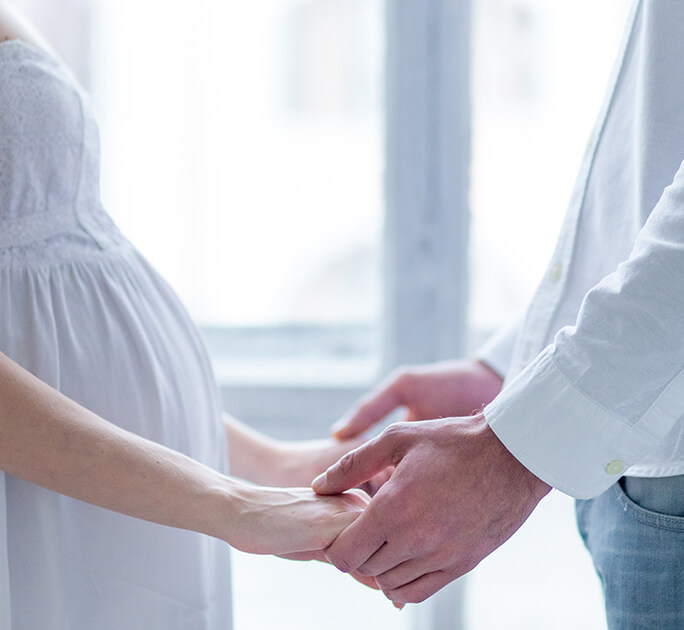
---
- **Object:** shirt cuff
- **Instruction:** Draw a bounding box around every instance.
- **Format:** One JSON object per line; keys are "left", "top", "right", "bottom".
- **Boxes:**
{"left": 482, "top": 347, "right": 662, "bottom": 499}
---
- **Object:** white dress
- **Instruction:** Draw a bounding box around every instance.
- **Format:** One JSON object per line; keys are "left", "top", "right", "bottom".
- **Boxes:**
{"left": 0, "top": 41, "right": 233, "bottom": 629}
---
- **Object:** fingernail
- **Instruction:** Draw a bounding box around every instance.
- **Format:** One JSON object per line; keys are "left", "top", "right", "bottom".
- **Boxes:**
{"left": 330, "top": 419, "right": 347, "bottom": 437}
{"left": 393, "top": 602, "right": 405, "bottom": 611}
{"left": 312, "top": 472, "right": 327, "bottom": 491}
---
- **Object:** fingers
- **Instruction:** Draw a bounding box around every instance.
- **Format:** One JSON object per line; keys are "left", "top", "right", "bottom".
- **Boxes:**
{"left": 324, "top": 507, "right": 386, "bottom": 573}
{"left": 339, "top": 487, "right": 372, "bottom": 507}
{"left": 331, "top": 372, "right": 409, "bottom": 440}
{"left": 350, "top": 572, "right": 381, "bottom": 591}
{"left": 358, "top": 466, "right": 393, "bottom": 497}
{"left": 384, "top": 570, "right": 455, "bottom": 604}
{"left": 356, "top": 542, "right": 418, "bottom": 579}
{"left": 313, "top": 426, "right": 408, "bottom": 495}
{"left": 278, "top": 549, "right": 328, "bottom": 562}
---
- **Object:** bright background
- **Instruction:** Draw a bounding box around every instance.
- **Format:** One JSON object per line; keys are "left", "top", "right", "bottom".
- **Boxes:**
{"left": 12, "top": 0, "right": 632, "bottom": 336}
{"left": 9, "top": 0, "right": 634, "bottom": 628}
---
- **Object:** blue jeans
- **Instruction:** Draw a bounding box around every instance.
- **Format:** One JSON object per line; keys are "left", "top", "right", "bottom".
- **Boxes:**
{"left": 576, "top": 475, "right": 684, "bottom": 629}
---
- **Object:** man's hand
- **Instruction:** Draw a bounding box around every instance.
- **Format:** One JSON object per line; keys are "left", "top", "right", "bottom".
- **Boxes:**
{"left": 331, "top": 360, "right": 503, "bottom": 440}
{"left": 313, "top": 414, "right": 551, "bottom": 604}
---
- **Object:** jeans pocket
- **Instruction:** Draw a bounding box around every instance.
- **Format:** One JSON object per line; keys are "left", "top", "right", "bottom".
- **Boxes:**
{"left": 614, "top": 476, "right": 684, "bottom": 531}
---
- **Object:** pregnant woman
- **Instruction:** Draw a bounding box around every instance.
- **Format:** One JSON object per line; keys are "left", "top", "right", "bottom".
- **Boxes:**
{"left": 0, "top": 6, "right": 369, "bottom": 629}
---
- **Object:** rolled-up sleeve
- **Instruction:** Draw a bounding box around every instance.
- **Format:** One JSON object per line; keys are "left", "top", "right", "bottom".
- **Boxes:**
{"left": 483, "top": 159, "right": 684, "bottom": 499}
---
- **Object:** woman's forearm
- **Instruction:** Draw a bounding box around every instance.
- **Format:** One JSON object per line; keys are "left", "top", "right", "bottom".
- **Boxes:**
{"left": 224, "top": 413, "right": 367, "bottom": 488}
{"left": 224, "top": 413, "right": 282, "bottom": 484}
{"left": 0, "top": 352, "right": 367, "bottom": 556}
{"left": 0, "top": 351, "right": 243, "bottom": 542}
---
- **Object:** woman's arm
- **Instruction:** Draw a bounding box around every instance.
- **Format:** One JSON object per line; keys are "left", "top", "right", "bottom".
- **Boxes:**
{"left": 0, "top": 352, "right": 367, "bottom": 555}
{"left": 224, "top": 413, "right": 366, "bottom": 487}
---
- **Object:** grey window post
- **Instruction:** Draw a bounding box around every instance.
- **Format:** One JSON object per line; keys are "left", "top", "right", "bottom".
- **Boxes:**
{"left": 384, "top": 1, "right": 471, "bottom": 628}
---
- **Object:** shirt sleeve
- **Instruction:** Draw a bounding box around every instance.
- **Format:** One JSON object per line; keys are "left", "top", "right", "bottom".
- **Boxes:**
{"left": 483, "top": 159, "right": 684, "bottom": 499}
{"left": 475, "top": 319, "right": 520, "bottom": 379}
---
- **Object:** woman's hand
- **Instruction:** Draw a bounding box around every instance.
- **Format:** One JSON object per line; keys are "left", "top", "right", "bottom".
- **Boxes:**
{"left": 262, "top": 437, "right": 394, "bottom": 498}
{"left": 225, "top": 414, "right": 388, "bottom": 493}
{"left": 226, "top": 483, "right": 370, "bottom": 558}
{"left": 267, "top": 436, "right": 364, "bottom": 487}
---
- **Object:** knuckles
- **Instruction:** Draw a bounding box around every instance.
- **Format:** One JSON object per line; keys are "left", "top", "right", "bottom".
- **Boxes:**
{"left": 388, "top": 585, "right": 433, "bottom": 604}
{"left": 374, "top": 572, "right": 403, "bottom": 591}
{"left": 404, "top": 589, "right": 432, "bottom": 604}
{"left": 390, "top": 367, "right": 416, "bottom": 393}
{"left": 381, "top": 421, "right": 410, "bottom": 445}
{"left": 324, "top": 548, "right": 353, "bottom": 574}
{"left": 335, "top": 450, "right": 358, "bottom": 477}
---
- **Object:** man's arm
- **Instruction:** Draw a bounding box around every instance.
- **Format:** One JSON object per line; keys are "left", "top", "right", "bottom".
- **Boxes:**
{"left": 314, "top": 158, "right": 684, "bottom": 602}
{"left": 313, "top": 414, "right": 550, "bottom": 603}
{"left": 486, "top": 158, "right": 684, "bottom": 498}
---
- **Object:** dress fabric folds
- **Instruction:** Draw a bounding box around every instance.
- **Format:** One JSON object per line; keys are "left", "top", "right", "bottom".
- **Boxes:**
{"left": 0, "top": 41, "right": 233, "bottom": 630}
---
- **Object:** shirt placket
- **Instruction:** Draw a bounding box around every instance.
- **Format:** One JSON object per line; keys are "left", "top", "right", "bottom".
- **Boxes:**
{"left": 507, "top": 0, "right": 642, "bottom": 380}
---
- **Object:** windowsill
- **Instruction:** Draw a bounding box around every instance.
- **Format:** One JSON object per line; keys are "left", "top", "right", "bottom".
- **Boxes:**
{"left": 211, "top": 356, "right": 379, "bottom": 388}
{"left": 202, "top": 324, "right": 496, "bottom": 389}
{"left": 200, "top": 323, "right": 380, "bottom": 388}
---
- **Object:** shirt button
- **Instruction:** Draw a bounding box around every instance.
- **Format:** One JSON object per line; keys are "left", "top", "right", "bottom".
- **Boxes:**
{"left": 605, "top": 460, "right": 624, "bottom": 475}
{"left": 549, "top": 262, "right": 563, "bottom": 282}
{"left": 586, "top": 130, "right": 597, "bottom": 151}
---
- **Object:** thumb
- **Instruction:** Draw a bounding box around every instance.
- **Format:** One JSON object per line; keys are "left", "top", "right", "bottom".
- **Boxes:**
{"left": 313, "top": 427, "right": 406, "bottom": 495}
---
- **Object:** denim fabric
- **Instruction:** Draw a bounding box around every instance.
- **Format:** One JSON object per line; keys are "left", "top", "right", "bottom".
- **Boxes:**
{"left": 576, "top": 475, "right": 684, "bottom": 629}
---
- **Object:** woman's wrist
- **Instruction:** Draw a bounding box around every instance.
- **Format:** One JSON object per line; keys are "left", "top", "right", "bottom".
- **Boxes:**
{"left": 208, "top": 479, "right": 370, "bottom": 557}
{"left": 190, "top": 474, "right": 257, "bottom": 546}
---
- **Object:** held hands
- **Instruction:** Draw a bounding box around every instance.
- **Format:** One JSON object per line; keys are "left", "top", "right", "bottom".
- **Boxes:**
{"left": 326, "top": 359, "right": 504, "bottom": 498}
{"left": 224, "top": 413, "right": 388, "bottom": 492}
{"left": 228, "top": 483, "right": 380, "bottom": 590}
{"left": 223, "top": 360, "right": 519, "bottom": 605}
{"left": 253, "top": 435, "right": 389, "bottom": 499}
{"left": 267, "top": 436, "right": 366, "bottom": 488}
{"left": 229, "top": 482, "right": 370, "bottom": 559}
{"left": 313, "top": 414, "right": 551, "bottom": 604}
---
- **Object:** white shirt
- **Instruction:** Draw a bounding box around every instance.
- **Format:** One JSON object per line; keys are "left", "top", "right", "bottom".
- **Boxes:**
{"left": 480, "top": 0, "right": 684, "bottom": 499}
{"left": 0, "top": 42, "right": 232, "bottom": 629}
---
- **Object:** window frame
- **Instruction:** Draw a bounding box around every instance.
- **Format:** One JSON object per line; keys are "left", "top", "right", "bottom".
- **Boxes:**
{"left": 217, "top": 1, "right": 471, "bottom": 628}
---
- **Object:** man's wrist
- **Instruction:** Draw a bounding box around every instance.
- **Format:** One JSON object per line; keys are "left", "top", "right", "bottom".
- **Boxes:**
{"left": 472, "top": 413, "right": 552, "bottom": 501}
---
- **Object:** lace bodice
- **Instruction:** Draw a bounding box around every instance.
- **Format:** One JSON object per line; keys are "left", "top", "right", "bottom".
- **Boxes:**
{"left": 0, "top": 40, "right": 119, "bottom": 256}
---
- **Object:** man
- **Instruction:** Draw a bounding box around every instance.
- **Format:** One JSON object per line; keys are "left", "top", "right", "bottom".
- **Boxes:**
{"left": 313, "top": 1, "right": 684, "bottom": 627}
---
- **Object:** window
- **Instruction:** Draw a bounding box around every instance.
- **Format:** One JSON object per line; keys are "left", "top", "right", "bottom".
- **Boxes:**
{"left": 11, "top": 0, "right": 633, "bottom": 628}
{"left": 20, "top": 0, "right": 468, "bottom": 625}
{"left": 94, "top": 0, "right": 384, "bottom": 330}
{"left": 470, "top": 0, "right": 633, "bottom": 332}
{"left": 89, "top": 0, "right": 387, "bottom": 396}
{"left": 466, "top": 2, "right": 631, "bottom": 629}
